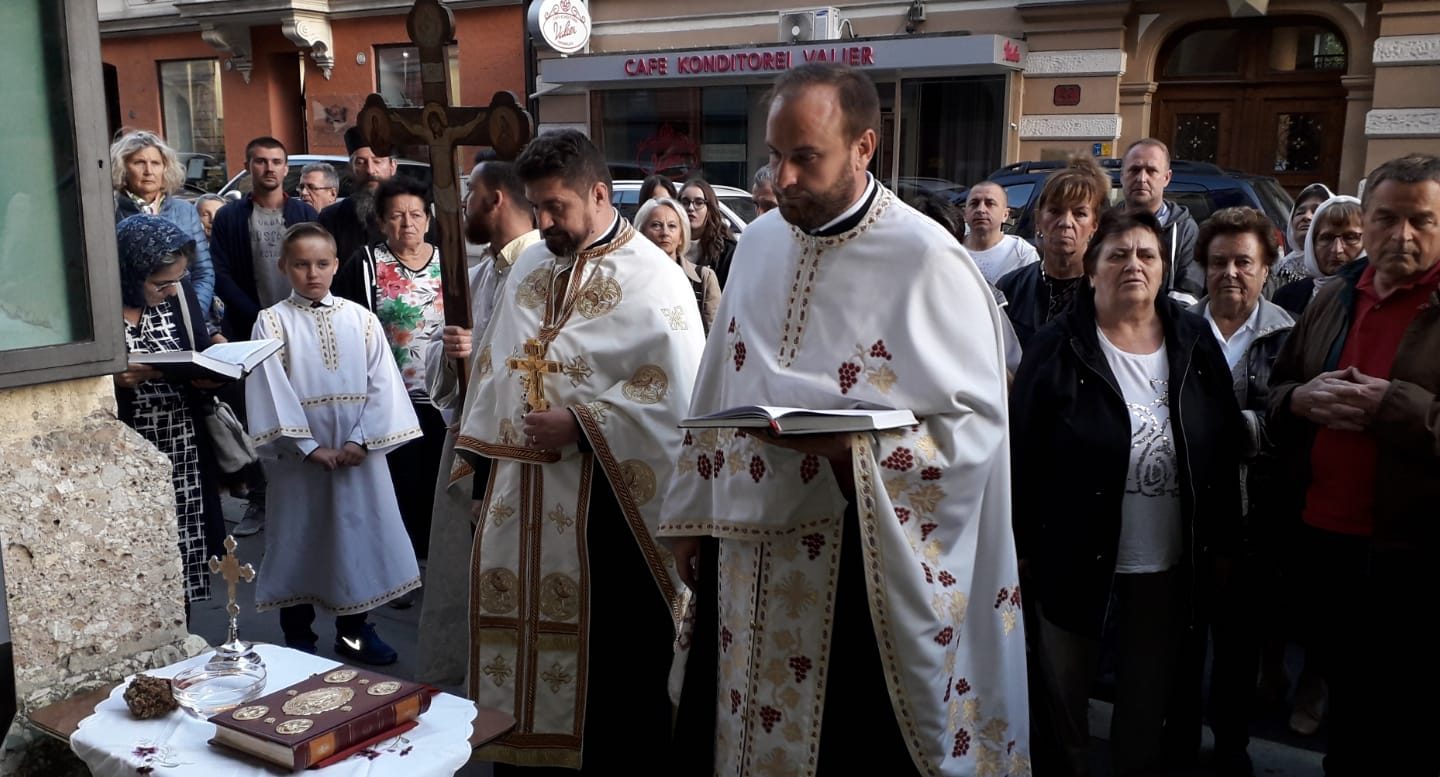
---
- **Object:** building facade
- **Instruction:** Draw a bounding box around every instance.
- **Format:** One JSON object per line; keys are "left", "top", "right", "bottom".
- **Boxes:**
{"left": 537, "top": 0, "right": 1440, "bottom": 196}
{"left": 98, "top": 0, "right": 527, "bottom": 186}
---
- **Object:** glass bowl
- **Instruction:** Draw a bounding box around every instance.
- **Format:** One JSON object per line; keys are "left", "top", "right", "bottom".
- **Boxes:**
{"left": 170, "top": 660, "right": 267, "bottom": 718}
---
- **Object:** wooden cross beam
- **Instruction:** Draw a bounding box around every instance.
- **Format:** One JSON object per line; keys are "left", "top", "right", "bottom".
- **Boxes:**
{"left": 356, "top": 0, "right": 534, "bottom": 398}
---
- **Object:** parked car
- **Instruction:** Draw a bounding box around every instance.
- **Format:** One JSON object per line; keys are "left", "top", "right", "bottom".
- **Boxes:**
{"left": 972, "top": 159, "right": 1294, "bottom": 242}
{"left": 611, "top": 180, "right": 752, "bottom": 234}
{"left": 217, "top": 154, "right": 432, "bottom": 201}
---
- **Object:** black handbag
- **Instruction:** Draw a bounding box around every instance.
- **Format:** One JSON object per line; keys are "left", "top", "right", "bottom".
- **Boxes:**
{"left": 174, "top": 287, "right": 258, "bottom": 474}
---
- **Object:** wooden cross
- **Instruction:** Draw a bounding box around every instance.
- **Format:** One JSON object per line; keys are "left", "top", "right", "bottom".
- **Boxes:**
{"left": 208, "top": 535, "right": 255, "bottom": 622}
{"left": 356, "top": 0, "right": 534, "bottom": 396}
{"left": 507, "top": 338, "right": 562, "bottom": 412}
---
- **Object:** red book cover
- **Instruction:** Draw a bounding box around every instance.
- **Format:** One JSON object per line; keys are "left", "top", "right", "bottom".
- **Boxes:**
{"left": 208, "top": 666, "right": 435, "bottom": 769}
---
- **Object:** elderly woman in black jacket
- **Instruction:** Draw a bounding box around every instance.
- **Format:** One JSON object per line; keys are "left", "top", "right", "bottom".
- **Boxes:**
{"left": 1011, "top": 208, "right": 1243, "bottom": 777}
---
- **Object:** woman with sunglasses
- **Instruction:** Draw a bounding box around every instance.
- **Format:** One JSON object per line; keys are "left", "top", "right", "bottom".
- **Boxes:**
{"left": 112, "top": 215, "right": 228, "bottom": 623}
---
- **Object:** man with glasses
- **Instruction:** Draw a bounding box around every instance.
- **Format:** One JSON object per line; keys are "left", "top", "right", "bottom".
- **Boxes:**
{"left": 210, "top": 135, "right": 319, "bottom": 536}
{"left": 297, "top": 162, "right": 339, "bottom": 211}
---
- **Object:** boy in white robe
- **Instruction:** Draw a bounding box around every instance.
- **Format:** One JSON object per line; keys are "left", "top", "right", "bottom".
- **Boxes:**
{"left": 245, "top": 222, "right": 422, "bottom": 665}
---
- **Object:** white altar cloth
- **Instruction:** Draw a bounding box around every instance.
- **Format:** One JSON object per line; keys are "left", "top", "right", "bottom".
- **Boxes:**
{"left": 71, "top": 644, "right": 477, "bottom": 776}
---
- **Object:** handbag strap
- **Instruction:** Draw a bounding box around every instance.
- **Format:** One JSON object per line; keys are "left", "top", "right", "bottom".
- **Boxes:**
{"left": 173, "top": 283, "right": 202, "bottom": 350}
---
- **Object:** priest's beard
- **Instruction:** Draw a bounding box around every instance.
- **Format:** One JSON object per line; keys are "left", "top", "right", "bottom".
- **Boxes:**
{"left": 778, "top": 167, "right": 858, "bottom": 232}
{"left": 352, "top": 189, "right": 377, "bottom": 232}
{"left": 541, "top": 216, "right": 592, "bottom": 257}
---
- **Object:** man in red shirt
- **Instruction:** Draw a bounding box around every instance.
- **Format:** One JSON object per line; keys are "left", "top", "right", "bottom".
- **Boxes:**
{"left": 1269, "top": 154, "right": 1440, "bottom": 776}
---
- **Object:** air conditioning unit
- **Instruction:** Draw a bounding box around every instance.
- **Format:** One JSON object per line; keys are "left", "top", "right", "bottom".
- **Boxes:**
{"left": 779, "top": 7, "right": 842, "bottom": 43}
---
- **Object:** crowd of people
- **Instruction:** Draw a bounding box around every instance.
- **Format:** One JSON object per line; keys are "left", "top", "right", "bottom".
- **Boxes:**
{"left": 105, "top": 62, "right": 1440, "bottom": 777}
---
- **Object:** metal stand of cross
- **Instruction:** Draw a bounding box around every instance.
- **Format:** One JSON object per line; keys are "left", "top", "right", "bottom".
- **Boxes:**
{"left": 356, "top": 0, "right": 534, "bottom": 401}
{"left": 507, "top": 338, "right": 563, "bottom": 412}
{"left": 207, "top": 534, "right": 262, "bottom": 666}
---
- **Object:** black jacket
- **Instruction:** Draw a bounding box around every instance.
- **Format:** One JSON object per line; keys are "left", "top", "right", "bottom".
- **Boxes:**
{"left": 1010, "top": 290, "right": 1244, "bottom": 638}
{"left": 210, "top": 194, "right": 318, "bottom": 339}
{"left": 318, "top": 196, "right": 380, "bottom": 282}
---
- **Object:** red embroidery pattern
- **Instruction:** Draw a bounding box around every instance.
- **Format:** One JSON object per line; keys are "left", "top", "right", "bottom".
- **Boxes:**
{"left": 881, "top": 447, "right": 915, "bottom": 471}
{"left": 733, "top": 340, "right": 747, "bottom": 371}
{"left": 759, "top": 705, "right": 782, "bottom": 733}
{"left": 801, "top": 533, "right": 825, "bottom": 560}
{"left": 799, "top": 454, "right": 820, "bottom": 483}
{"left": 953, "top": 728, "right": 971, "bottom": 757}
{"left": 921, "top": 562, "right": 934, "bottom": 584}
{"left": 748, "top": 455, "right": 766, "bottom": 482}
{"left": 934, "top": 626, "right": 954, "bottom": 646}
{"left": 938, "top": 570, "right": 957, "bottom": 587}
{"left": 728, "top": 319, "right": 747, "bottom": 371}
{"left": 714, "top": 450, "right": 725, "bottom": 472}
{"left": 920, "top": 522, "right": 938, "bottom": 541}
{"left": 788, "top": 655, "right": 813, "bottom": 682}
{"left": 720, "top": 626, "right": 733, "bottom": 652}
{"left": 895, "top": 506, "right": 912, "bottom": 524}
{"left": 954, "top": 677, "right": 971, "bottom": 696}
{"left": 921, "top": 466, "right": 942, "bottom": 481}
{"left": 697, "top": 454, "right": 714, "bottom": 480}
{"left": 837, "top": 339, "right": 898, "bottom": 395}
{"left": 730, "top": 688, "right": 742, "bottom": 714}
{"left": 995, "top": 586, "right": 1021, "bottom": 608}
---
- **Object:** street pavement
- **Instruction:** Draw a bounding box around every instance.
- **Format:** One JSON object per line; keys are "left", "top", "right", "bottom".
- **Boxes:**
{"left": 191, "top": 496, "right": 1324, "bottom": 776}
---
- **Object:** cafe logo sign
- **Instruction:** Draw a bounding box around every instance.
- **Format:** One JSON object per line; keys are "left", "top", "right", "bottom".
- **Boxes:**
{"left": 529, "top": 0, "right": 591, "bottom": 55}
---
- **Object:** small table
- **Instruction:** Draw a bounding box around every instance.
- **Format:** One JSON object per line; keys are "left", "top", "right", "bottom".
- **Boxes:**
{"left": 30, "top": 644, "right": 514, "bottom": 776}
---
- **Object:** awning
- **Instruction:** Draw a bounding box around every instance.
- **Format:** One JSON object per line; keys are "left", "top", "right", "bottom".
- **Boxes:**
{"left": 538, "top": 33, "right": 1026, "bottom": 93}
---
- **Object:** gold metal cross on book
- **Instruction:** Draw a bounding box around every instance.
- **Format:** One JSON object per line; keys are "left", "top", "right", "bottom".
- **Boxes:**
{"left": 507, "top": 338, "right": 562, "bottom": 412}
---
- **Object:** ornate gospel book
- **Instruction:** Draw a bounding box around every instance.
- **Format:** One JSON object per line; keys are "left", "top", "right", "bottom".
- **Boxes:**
{"left": 209, "top": 666, "right": 435, "bottom": 769}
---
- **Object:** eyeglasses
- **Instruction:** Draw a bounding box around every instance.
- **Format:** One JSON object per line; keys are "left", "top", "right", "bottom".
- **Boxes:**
{"left": 679, "top": 198, "right": 708, "bottom": 210}
{"left": 1316, "top": 232, "right": 1363, "bottom": 247}
{"left": 149, "top": 270, "right": 190, "bottom": 292}
{"left": 297, "top": 183, "right": 335, "bottom": 192}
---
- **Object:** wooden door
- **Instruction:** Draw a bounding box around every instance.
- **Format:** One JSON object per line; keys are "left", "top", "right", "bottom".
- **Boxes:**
{"left": 1251, "top": 95, "right": 1346, "bottom": 193}
{"left": 1153, "top": 93, "right": 1241, "bottom": 169}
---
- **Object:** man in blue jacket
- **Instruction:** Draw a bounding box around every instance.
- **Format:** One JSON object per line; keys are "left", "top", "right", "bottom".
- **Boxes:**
{"left": 210, "top": 136, "right": 317, "bottom": 537}
{"left": 211, "top": 136, "right": 318, "bottom": 340}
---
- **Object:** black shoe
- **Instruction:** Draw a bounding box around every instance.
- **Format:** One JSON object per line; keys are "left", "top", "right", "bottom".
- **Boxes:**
{"left": 386, "top": 590, "right": 416, "bottom": 610}
{"left": 335, "top": 623, "right": 398, "bottom": 666}
{"left": 284, "top": 638, "right": 318, "bottom": 655}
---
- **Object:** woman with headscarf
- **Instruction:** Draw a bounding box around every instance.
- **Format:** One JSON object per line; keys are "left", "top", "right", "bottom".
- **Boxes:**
{"left": 111, "top": 215, "right": 226, "bottom": 618}
{"left": 636, "top": 196, "right": 719, "bottom": 333}
{"left": 111, "top": 130, "right": 216, "bottom": 317}
{"left": 1267, "top": 184, "right": 1333, "bottom": 294}
{"left": 1272, "top": 196, "right": 1363, "bottom": 317}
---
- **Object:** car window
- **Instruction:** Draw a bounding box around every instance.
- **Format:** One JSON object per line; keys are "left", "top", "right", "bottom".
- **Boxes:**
{"left": 1002, "top": 183, "right": 1035, "bottom": 210}
{"left": 1248, "top": 178, "right": 1296, "bottom": 233}
{"left": 721, "top": 195, "right": 758, "bottom": 225}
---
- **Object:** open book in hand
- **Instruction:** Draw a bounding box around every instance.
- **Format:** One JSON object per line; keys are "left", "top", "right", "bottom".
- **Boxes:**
{"left": 680, "top": 405, "right": 918, "bottom": 435}
{"left": 130, "top": 339, "right": 282, "bottom": 382}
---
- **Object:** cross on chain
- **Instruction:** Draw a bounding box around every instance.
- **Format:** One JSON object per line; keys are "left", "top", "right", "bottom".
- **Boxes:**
{"left": 507, "top": 338, "right": 563, "bottom": 412}
{"left": 208, "top": 535, "right": 255, "bottom": 620}
{"left": 356, "top": 0, "right": 534, "bottom": 399}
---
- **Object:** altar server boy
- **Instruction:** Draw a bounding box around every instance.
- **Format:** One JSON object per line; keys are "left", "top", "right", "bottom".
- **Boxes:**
{"left": 245, "top": 222, "right": 421, "bottom": 664}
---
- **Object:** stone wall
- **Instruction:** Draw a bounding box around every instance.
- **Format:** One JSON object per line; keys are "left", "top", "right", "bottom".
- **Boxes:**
{"left": 0, "top": 377, "right": 206, "bottom": 774}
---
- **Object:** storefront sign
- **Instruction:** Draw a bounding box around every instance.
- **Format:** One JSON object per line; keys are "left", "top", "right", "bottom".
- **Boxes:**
{"left": 528, "top": 0, "right": 591, "bottom": 55}
{"left": 543, "top": 34, "right": 1025, "bottom": 88}
{"left": 1053, "top": 84, "right": 1081, "bottom": 106}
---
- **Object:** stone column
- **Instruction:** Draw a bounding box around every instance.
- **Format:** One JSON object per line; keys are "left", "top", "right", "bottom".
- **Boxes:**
{"left": 0, "top": 378, "right": 206, "bottom": 775}
{"left": 1017, "top": 1, "right": 1131, "bottom": 159}
{"left": 1364, "top": 3, "right": 1440, "bottom": 178}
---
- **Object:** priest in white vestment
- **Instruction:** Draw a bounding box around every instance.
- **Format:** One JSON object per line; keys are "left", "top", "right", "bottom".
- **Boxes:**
{"left": 245, "top": 223, "right": 422, "bottom": 663}
{"left": 454, "top": 131, "right": 705, "bottom": 772}
{"left": 660, "top": 64, "right": 1031, "bottom": 777}
{"left": 416, "top": 160, "right": 540, "bottom": 687}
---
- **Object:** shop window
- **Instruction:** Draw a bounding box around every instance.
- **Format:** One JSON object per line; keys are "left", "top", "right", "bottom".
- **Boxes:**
{"left": 598, "top": 89, "right": 701, "bottom": 181}
{"left": 897, "top": 77, "right": 1004, "bottom": 199}
{"left": 2, "top": 0, "right": 126, "bottom": 387}
{"left": 375, "top": 45, "right": 460, "bottom": 108}
{"left": 159, "top": 59, "right": 226, "bottom": 191}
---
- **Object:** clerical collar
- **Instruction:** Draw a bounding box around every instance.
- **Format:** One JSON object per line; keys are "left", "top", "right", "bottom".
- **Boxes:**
{"left": 809, "top": 174, "right": 877, "bottom": 237}
{"left": 492, "top": 230, "right": 539, "bottom": 273}
{"left": 290, "top": 291, "right": 335, "bottom": 308}
{"left": 584, "top": 210, "right": 622, "bottom": 252}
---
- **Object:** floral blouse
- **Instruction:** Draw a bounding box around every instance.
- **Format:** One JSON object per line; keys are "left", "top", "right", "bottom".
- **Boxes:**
{"left": 373, "top": 243, "right": 443, "bottom": 399}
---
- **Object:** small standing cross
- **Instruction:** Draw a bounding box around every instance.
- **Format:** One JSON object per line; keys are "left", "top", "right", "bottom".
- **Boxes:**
{"left": 506, "top": 338, "right": 563, "bottom": 412}
{"left": 208, "top": 535, "right": 258, "bottom": 663}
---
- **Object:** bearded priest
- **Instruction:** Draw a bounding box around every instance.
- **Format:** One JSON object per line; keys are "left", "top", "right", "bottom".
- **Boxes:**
{"left": 454, "top": 129, "right": 706, "bottom": 773}
{"left": 661, "top": 64, "right": 1031, "bottom": 776}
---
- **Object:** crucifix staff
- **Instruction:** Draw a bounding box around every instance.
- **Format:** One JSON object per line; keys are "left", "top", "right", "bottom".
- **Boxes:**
{"left": 356, "top": 0, "right": 534, "bottom": 400}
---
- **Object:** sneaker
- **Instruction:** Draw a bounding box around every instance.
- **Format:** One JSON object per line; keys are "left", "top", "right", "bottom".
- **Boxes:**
{"left": 335, "top": 623, "right": 398, "bottom": 666}
{"left": 233, "top": 504, "right": 264, "bottom": 537}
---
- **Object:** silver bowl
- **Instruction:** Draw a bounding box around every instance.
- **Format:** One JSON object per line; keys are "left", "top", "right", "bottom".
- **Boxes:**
{"left": 170, "top": 661, "right": 267, "bottom": 718}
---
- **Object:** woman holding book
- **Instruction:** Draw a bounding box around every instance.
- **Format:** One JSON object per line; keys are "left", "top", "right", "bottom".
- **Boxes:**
{"left": 111, "top": 215, "right": 226, "bottom": 617}
{"left": 1009, "top": 208, "right": 1243, "bottom": 775}
{"left": 637, "top": 196, "right": 720, "bottom": 333}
